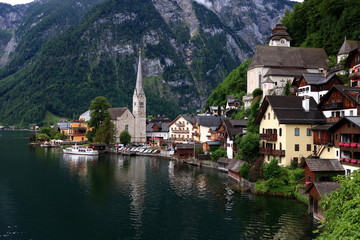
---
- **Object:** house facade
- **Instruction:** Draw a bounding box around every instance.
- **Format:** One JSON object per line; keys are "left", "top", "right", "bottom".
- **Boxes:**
{"left": 168, "top": 114, "right": 195, "bottom": 143}
{"left": 255, "top": 96, "right": 326, "bottom": 166}
{"left": 296, "top": 73, "right": 343, "bottom": 103}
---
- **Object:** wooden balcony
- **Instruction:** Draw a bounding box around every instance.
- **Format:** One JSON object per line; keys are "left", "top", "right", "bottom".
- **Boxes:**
{"left": 260, "top": 133, "right": 277, "bottom": 141}
{"left": 259, "top": 148, "right": 285, "bottom": 156}
{"left": 339, "top": 143, "right": 360, "bottom": 152}
{"left": 350, "top": 71, "right": 360, "bottom": 80}
{"left": 324, "top": 102, "right": 343, "bottom": 110}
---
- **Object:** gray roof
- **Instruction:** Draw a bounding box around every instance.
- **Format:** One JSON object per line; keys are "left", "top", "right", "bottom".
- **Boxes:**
{"left": 195, "top": 115, "right": 224, "bottom": 127}
{"left": 108, "top": 108, "right": 130, "bottom": 120}
{"left": 302, "top": 73, "right": 337, "bottom": 85}
{"left": 305, "top": 159, "right": 344, "bottom": 172}
{"left": 264, "top": 68, "right": 309, "bottom": 77}
{"left": 206, "top": 140, "right": 220, "bottom": 146}
{"left": 312, "top": 123, "right": 336, "bottom": 131}
{"left": 223, "top": 119, "right": 246, "bottom": 140}
{"left": 337, "top": 40, "right": 360, "bottom": 55}
{"left": 329, "top": 116, "right": 360, "bottom": 131}
{"left": 313, "top": 182, "right": 340, "bottom": 196}
{"left": 175, "top": 143, "right": 202, "bottom": 150}
{"left": 228, "top": 159, "right": 246, "bottom": 173}
{"left": 255, "top": 96, "right": 326, "bottom": 125}
{"left": 181, "top": 114, "right": 195, "bottom": 124}
{"left": 217, "top": 157, "right": 232, "bottom": 164}
{"left": 249, "top": 46, "right": 328, "bottom": 70}
{"left": 319, "top": 85, "right": 360, "bottom": 108}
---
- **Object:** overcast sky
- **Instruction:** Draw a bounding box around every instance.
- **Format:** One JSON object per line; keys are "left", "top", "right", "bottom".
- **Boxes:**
{"left": 0, "top": 0, "right": 34, "bottom": 5}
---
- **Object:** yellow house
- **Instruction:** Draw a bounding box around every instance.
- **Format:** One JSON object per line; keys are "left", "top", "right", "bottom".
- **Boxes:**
{"left": 255, "top": 96, "right": 326, "bottom": 166}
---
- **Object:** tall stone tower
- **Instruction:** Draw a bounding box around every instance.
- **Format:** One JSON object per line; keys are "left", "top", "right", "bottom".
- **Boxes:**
{"left": 132, "top": 49, "right": 146, "bottom": 143}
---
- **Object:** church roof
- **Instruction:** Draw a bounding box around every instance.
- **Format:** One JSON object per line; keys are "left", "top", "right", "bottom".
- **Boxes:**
{"left": 249, "top": 46, "right": 328, "bottom": 70}
{"left": 337, "top": 40, "right": 360, "bottom": 55}
{"left": 108, "top": 107, "right": 131, "bottom": 119}
{"left": 264, "top": 68, "right": 310, "bottom": 77}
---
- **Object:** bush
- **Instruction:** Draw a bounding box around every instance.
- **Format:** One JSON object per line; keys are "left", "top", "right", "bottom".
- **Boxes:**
{"left": 263, "top": 159, "right": 284, "bottom": 180}
{"left": 195, "top": 147, "right": 204, "bottom": 155}
{"left": 252, "top": 88, "right": 263, "bottom": 98}
{"left": 211, "top": 148, "right": 227, "bottom": 161}
{"left": 239, "top": 162, "right": 251, "bottom": 180}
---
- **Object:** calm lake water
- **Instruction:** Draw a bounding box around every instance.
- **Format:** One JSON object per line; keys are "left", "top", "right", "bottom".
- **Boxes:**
{"left": 0, "top": 131, "right": 316, "bottom": 239}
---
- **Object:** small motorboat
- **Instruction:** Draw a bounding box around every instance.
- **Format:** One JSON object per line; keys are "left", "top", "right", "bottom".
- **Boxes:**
{"left": 63, "top": 144, "right": 99, "bottom": 155}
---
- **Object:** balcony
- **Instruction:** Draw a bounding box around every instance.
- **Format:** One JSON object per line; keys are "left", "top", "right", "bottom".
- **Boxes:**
{"left": 349, "top": 71, "right": 360, "bottom": 80}
{"left": 324, "top": 102, "right": 343, "bottom": 110}
{"left": 259, "top": 148, "right": 285, "bottom": 156}
{"left": 339, "top": 142, "right": 360, "bottom": 151}
{"left": 172, "top": 129, "right": 190, "bottom": 134}
{"left": 260, "top": 133, "right": 277, "bottom": 141}
{"left": 339, "top": 158, "right": 360, "bottom": 166}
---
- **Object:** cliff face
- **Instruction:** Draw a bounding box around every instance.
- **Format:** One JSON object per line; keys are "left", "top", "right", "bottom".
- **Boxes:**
{"left": 0, "top": 0, "right": 294, "bottom": 125}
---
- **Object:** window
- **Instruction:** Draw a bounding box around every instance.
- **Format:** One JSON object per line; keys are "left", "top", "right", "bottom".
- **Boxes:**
{"left": 295, "top": 128, "right": 300, "bottom": 136}
{"left": 336, "top": 134, "right": 338, "bottom": 140}
{"left": 307, "top": 144, "right": 311, "bottom": 151}
{"left": 328, "top": 148, "right": 330, "bottom": 152}
{"left": 346, "top": 169, "right": 351, "bottom": 176}
{"left": 318, "top": 131, "right": 321, "bottom": 139}
{"left": 268, "top": 113, "right": 270, "bottom": 119}
{"left": 125, "top": 125, "right": 128, "bottom": 131}
{"left": 306, "top": 128, "right": 311, "bottom": 136}
{"left": 350, "top": 110, "right": 354, "bottom": 116}
{"left": 273, "top": 113, "right": 276, "bottom": 119}
{"left": 295, "top": 144, "right": 299, "bottom": 151}
{"left": 336, "top": 150, "right": 339, "bottom": 157}
{"left": 279, "top": 128, "right": 282, "bottom": 136}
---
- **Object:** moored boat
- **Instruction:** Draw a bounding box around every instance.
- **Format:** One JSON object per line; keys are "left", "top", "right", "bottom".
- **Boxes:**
{"left": 63, "top": 144, "right": 99, "bottom": 155}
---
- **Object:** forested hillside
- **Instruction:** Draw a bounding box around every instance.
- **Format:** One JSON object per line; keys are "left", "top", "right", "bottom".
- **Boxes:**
{"left": 282, "top": 0, "right": 360, "bottom": 56}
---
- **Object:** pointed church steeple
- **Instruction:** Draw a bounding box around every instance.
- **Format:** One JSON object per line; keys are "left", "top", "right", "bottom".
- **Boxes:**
{"left": 134, "top": 48, "right": 144, "bottom": 96}
{"left": 132, "top": 48, "right": 146, "bottom": 143}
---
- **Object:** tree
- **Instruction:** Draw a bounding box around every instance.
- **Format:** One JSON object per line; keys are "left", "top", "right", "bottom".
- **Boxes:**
{"left": 211, "top": 148, "right": 227, "bottom": 161}
{"left": 236, "top": 132, "right": 259, "bottom": 163}
{"left": 89, "top": 96, "right": 112, "bottom": 129}
{"left": 93, "top": 115, "right": 115, "bottom": 144}
{"left": 120, "top": 130, "right": 131, "bottom": 146}
{"left": 88, "top": 96, "right": 112, "bottom": 142}
{"left": 316, "top": 170, "right": 360, "bottom": 240}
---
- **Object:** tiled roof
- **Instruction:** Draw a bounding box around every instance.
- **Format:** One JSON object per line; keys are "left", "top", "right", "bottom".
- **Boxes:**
{"left": 313, "top": 182, "right": 340, "bottom": 196}
{"left": 108, "top": 107, "right": 130, "bottom": 119}
{"left": 249, "top": 46, "right": 328, "bottom": 70}
{"left": 312, "top": 123, "right": 335, "bottom": 131}
{"left": 329, "top": 116, "right": 360, "bottom": 131}
{"left": 319, "top": 85, "right": 360, "bottom": 108}
{"left": 305, "top": 159, "right": 344, "bottom": 172}
{"left": 195, "top": 115, "right": 224, "bottom": 127}
{"left": 255, "top": 96, "right": 326, "bottom": 125}
{"left": 228, "top": 159, "right": 246, "bottom": 173}
{"left": 302, "top": 73, "right": 337, "bottom": 85}
{"left": 337, "top": 40, "right": 360, "bottom": 55}
{"left": 264, "top": 68, "right": 310, "bottom": 77}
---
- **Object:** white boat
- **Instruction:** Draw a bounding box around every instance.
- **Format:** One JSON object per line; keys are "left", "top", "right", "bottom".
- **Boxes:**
{"left": 62, "top": 144, "right": 99, "bottom": 155}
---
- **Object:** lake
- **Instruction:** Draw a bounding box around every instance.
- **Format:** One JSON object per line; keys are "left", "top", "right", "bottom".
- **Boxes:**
{"left": 0, "top": 131, "right": 316, "bottom": 239}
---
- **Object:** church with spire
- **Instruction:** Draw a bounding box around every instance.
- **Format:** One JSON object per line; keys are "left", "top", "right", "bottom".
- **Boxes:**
{"left": 108, "top": 49, "right": 147, "bottom": 143}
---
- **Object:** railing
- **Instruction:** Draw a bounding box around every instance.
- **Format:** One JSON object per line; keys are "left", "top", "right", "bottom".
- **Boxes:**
{"left": 339, "top": 142, "right": 360, "bottom": 151}
{"left": 349, "top": 71, "right": 360, "bottom": 80}
{"left": 172, "top": 129, "right": 189, "bottom": 133}
{"left": 324, "top": 102, "right": 343, "bottom": 110}
{"left": 339, "top": 158, "right": 360, "bottom": 165}
{"left": 259, "top": 148, "right": 285, "bottom": 156}
{"left": 260, "top": 133, "right": 277, "bottom": 141}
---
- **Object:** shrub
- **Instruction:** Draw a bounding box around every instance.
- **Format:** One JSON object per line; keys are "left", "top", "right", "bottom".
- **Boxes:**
{"left": 239, "top": 162, "right": 251, "bottom": 180}
{"left": 211, "top": 148, "right": 227, "bottom": 161}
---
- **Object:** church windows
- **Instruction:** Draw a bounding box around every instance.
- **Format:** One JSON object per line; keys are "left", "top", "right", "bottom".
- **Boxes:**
{"left": 125, "top": 125, "right": 128, "bottom": 131}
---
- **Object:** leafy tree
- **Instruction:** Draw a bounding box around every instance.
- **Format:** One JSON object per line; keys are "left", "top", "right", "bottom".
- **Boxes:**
{"left": 236, "top": 132, "right": 259, "bottom": 163}
{"left": 316, "top": 170, "right": 360, "bottom": 240}
{"left": 93, "top": 114, "right": 115, "bottom": 144}
{"left": 263, "top": 159, "right": 284, "bottom": 180}
{"left": 252, "top": 88, "right": 263, "bottom": 98}
{"left": 211, "top": 148, "right": 227, "bottom": 161}
{"left": 37, "top": 133, "right": 49, "bottom": 141}
{"left": 239, "top": 162, "right": 251, "bottom": 180}
{"left": 120, "top": 130, "right": 131, "bottom": 146}
{"left": 89, "top": 96, "right": 112, "bottom": 129}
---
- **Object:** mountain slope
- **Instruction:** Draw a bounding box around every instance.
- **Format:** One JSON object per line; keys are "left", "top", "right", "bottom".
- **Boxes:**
{"left": 0, "top": 0, "right": 294, "bottom": 125}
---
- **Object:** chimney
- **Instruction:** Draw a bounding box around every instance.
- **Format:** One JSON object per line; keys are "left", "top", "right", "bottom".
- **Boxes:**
{"left": 302, "top": 96, "right": 310, "bottom": 112}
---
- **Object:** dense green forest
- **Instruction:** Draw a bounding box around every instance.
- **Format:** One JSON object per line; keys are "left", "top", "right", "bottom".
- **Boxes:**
{"left": 206, "top": 59, "right": 250, "bottom": 108}
{"left": 282, "top": 0, "right": 360, "bottom": 56}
